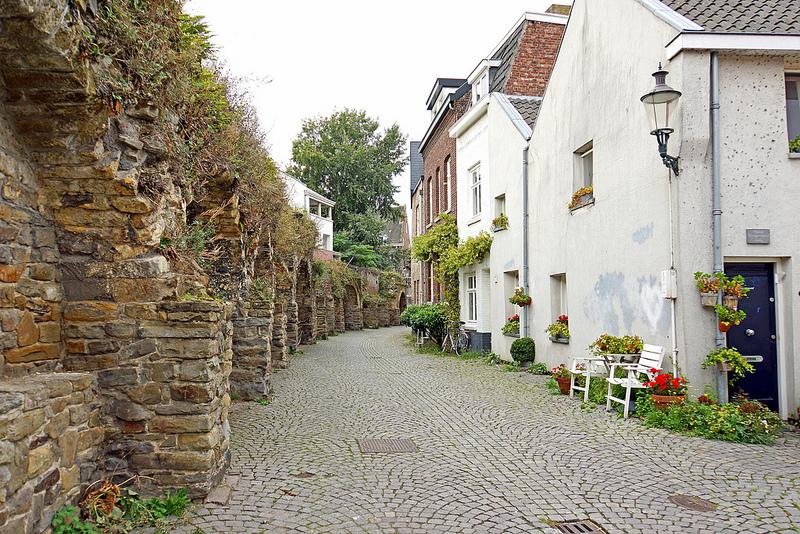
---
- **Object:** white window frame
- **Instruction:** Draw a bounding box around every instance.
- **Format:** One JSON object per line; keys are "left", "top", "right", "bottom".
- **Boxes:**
{"left": 470, "top": 164, "right": 482, "bottom": 217}
{"left": 574, "top": 141, "right": 594, "bottom": 190}
{"left": 466, "top": 273, "right": 478, "bottom": 322}
{"left": 443, "top": 157, "right": 451, "bottom": 212}
{"left": 787, "top": 73, "right": 800, "bottom": 144}
{"left": 550, "top": 273, "right": 567, "bottom": 320}
{"left": 427, "top": 178, "right": 433, "bottom": 224}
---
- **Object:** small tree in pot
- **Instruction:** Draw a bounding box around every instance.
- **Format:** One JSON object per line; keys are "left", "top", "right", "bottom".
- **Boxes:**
{"left": 510, "top": 337, "right": 535, "bottom": 365}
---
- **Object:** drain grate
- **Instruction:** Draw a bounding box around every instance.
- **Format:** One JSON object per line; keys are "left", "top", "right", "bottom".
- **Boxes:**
{"left": 553, "top": 520, "right": 606, "bottom": 534}
{"left": 668, "top": 494, "right": 718, "bottom": 512}
{"left": 358, "top": 438, "right": 417, "bottom": 453}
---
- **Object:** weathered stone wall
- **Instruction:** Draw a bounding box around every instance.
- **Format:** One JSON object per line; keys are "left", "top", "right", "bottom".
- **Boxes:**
{"left": 334, "top": 297, "right": 345, "bottom": 333}
{"left": 363, "top": 302, "right": 379, "bottom": 329}
{"left": 62, "top": 300, "right": 233, "bottom": 497}
{"left": 343, "top": 285, "right": 363, "bottom": 331}
{"left": 271, "top": 299, "right": 288, "bottom": 369}
{"left": 230, "top": 299, "right": 272, "bottom": 401}
{"left": 296, "top": 259, "right": 316, "bottom": 345}
{"left": 0, "top": 96, "right": 62, "bottom": 378}
{"left": 0, "top": 373, "right": 102, "bottom": 533}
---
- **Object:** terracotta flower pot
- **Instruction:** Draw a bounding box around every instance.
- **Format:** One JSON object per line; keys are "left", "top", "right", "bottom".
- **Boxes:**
{"left": 651, "top": 394, "right": 686, "bottom": 411}
{"left": 718, "top": 321, "right": 732, "bottom": 333}
{"left": 556, "top": 377, "right": 571, "bottom": 395}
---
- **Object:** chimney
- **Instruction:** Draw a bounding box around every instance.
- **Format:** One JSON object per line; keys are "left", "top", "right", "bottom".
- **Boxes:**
{"left": 546, "top": 4, "right": 571, "bottom": 15}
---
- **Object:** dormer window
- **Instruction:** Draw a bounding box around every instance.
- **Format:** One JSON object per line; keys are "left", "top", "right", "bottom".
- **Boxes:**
{"left": 473, "top": 73, "right": 489, "bottom": 104}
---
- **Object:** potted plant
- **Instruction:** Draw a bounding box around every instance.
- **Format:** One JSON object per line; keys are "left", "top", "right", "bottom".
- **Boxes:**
{"left": 643, "top": 368, "right": 687, "bottom": 410}
{"left": 551, "top": 364, "right": 571, "bottom": 394}
{"left": 502, "top": 314, "right": 520, "bottom": 336}
{"left": 509, "top": 287, "right": 532, "bottom": 306}
{"left": 702, "top": 347, "right": 755, "bottom": 382}
{"left": 568, "top": 186, "right": 593, "bottom": 210}
{"left": 491, "top": 213, "right": 509, "bottom": 232}
{"left": 790, "top": 135, "right": 800, "bottom": 154}
{"left": 589, "top": 333, "right": 643, "bottom": 363}
{"left": 546, "top": 315, "right": 569, "bottom": 343}
{"left": 722, "top": 274, "right": 750, "bottom": 309}
{"left": 714, "top": 304, "right": 746, "bottom": 332}
{"left": 694, "top": 271, "right": 721, "bottom": 307}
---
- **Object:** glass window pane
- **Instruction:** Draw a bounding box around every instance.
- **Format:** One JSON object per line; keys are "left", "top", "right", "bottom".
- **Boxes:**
{"left": 787, "top": 77, "right": 800, "bottom": 142}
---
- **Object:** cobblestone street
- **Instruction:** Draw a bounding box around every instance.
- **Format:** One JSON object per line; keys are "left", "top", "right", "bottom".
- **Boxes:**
{"left": 183, "top": 327, "right": 800, "bottom": 534}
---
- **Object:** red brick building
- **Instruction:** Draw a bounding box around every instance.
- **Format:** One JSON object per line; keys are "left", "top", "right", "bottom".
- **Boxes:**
{"left": 410, "top": 9, "right": 567, "bottom": 306}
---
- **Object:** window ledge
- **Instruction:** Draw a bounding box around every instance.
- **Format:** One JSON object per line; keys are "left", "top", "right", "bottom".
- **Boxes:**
{"left": 467, "top": 214, "right": 482, "bottom": 225}
{"left": 503, "top": 332, "right": 520, "bottom": 338}
{"left": 789, "top": 153, "right": 800, "bottom": 159}
{"left": 549, "top": 336, "right": 570, "bottom": 344}
{"left": 569, "top": 197, "right": 595, "bottom": 213}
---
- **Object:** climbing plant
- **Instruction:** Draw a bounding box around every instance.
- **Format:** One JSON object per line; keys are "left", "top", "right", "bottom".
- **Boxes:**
{"left": 410, "top": 214, "right": 493, "bottom": 319}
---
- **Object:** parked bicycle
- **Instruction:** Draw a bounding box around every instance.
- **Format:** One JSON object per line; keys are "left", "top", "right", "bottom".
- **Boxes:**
{"left": 441, "top": 320, "right": 470, "bottom": 355}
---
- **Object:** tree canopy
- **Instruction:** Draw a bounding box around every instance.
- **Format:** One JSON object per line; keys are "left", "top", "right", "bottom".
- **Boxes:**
{"left": 288, "top": 109, "right": 407, "bottom": 228}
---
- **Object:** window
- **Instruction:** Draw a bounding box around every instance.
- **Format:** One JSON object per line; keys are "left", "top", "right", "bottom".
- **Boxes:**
{"left": 473, "top": 73, "right": 489, "bottom": 104}
{"left": 467, "top": 274, "right": 478, "bottom": 322}
{"left": 434, "top": 167, "right": 440, "bottom": 218}
{"left": 574, "top": 141, "right": 593, "bottom": 190}
{"left": 470, "top": 164, "right": 482, "bottom": 217}
{"left": 427, "top": 177, "right": 433, "bottom": 224}
{"left": 550, "top": 274, "right": 567, "bottom": 320}
{"left": 416, "top": 197, "right": 422, "bottom": 236}
{"left": 429, "top": 262, "right": 435, "bottom": 303}
{"left": 787, "top": 74, "right": 800, "bottom": 144}
{"left": 443, "top": 157, "right": 451, "bottom": 212}
{"left": 504, "top": 270, "right": 520, "bottom": 319}
{"left": 494, "top": 194, "right": 506, "bottom": 217}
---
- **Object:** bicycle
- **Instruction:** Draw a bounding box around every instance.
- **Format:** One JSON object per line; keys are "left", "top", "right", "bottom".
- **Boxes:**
{"left": 441, "top": 320, "right": 470, "bottom": 356}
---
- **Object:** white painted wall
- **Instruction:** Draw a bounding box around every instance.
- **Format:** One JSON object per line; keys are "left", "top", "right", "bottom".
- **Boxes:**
{"left": 526, "top": 0, "right": 800, "bottom": 416}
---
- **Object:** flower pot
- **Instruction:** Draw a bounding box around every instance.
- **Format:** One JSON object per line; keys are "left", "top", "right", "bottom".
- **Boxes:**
{"left": 556, "top": 377, "right": 571, "bottom": 395}
{"left": 717, "top": 361, "right": 733, "bottom": 373}
{"left": 651, "top": 394, "right": 686, "bottom": 411}
{"left": 718, "top": 321, "right": 732, "bottom": 333}
{"left": 700, "top": 292, "right": 717, "bottom": 307}
{"left": 723, "top": 295, "right": 739, "bottom": 309}
{"left": 549, "top": 336, "right": 569, "bottom": 344}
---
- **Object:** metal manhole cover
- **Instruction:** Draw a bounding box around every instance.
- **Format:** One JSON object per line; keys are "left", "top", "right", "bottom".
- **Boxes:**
{"left": 553, "top": 520, "right": 606, "bottom": 534}
{"left": 668, "top": 494, "right": 718, "bottom": 512}
{"left": 358, "top": 438, "right": 417, "bottom": 453}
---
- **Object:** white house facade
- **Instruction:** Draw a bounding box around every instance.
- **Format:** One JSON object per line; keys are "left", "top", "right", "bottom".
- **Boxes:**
{"left": 451, "top": 93, "right": 540, "bottom": 360}
{"left": 281, "top": 171, "right": 335, "bottom": 256}
{"left": 526, "top": 0, "right": 800, "bottom": 417}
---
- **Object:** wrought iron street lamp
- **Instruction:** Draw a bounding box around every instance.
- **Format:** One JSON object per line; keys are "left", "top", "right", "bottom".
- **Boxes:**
{"left": 641, "top": 64, "right": 681, "bottom": 175}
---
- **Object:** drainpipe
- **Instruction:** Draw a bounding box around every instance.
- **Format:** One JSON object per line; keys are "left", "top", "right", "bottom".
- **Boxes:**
{"left": 710, "top": 51, "right": 728, "bottom": 403}
{"left": 522, "top": 145, "right": 530, "bottom": 338}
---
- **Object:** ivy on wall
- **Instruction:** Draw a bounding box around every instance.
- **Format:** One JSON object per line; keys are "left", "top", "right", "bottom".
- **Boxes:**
{"left": 410, "top": 214, "right": 493, "bottom": 319}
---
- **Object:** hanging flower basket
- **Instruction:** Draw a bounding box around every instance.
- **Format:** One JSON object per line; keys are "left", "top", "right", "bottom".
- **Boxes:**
{"left": 718, "top": 321, "right": 732, "bottom": 333}
{"left": 723, "top": 295, "right": 739, "bottom": 309}
{"left": 700, "top": 292, "right": 717, "bottom": 307}
{"left": 717, "top": 361, "right": 733, "bottom": 373}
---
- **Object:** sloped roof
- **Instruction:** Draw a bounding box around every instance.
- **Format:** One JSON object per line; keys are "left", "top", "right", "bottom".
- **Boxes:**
{"left": 409, "top": 141, "right": 423, "bottom": 193}
{"left": 489, "top": 21, "right": 526, "bottom": 93}
{"left": 661, "top": 0, "right": 800, "bottom": 34}
{"left": 507, "top": 96, "right": 542, "bottom": 129}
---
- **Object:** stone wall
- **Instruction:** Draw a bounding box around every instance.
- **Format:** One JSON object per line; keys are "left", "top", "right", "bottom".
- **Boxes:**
{"left": 295, "top": 259, "right": 316, "bottom": 345}
{"left": 344, "top": 285, "right": 363, "bottom": 331}
{"left": 230, "top": 299, "right": 272, "bottom": 401}
{"left": 0, "top": 373, "right": 102, "bottom": 533}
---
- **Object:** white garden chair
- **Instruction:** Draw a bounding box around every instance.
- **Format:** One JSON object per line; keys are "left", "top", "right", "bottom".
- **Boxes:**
{"left": 605, "top": 344, "right": 664, "bottom": 418}
{"left": 569, "top": 355, "right": 610, "bottom": 402}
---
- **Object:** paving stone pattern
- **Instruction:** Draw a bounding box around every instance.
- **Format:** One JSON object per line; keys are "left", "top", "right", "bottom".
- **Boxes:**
{"left": 181, "top": 327, "right": 800, "bottom": 533}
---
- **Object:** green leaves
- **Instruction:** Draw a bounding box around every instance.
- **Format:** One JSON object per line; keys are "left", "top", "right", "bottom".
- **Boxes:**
{"left": 288, "top": 109, "right": 407, "bottom": 227}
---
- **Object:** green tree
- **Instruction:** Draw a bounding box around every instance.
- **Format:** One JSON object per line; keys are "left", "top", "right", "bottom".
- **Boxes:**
{"left": 288, "top": 109, "right": 407, "bottom": 228}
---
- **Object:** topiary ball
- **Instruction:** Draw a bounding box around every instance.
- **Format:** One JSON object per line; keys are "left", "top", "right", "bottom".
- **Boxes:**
{"left": 510, "top": 337, "right": 536, "bottom": 363}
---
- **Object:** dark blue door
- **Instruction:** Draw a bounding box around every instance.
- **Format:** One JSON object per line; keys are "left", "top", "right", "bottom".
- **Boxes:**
{"left": 725, "top": 263, "right": 779, "bottom": 411}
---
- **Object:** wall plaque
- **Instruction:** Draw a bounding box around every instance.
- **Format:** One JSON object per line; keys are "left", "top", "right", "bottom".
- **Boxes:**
{"left": 746, "top": 228, "right": 770, "bottom": 245}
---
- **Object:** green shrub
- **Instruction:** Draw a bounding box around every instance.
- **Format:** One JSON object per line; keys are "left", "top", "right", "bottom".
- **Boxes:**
{"left": 52, "top": 507, "right": 99, "bottom": 534}
{"left": 403, "top": 303, "right": 448, "bottom": 344}
{"left": 528, "top": 362, "right": 549, "bottom": 375}
{"left": 510, "top": 337, "right": 535, "bottom": 363}
{"left": 637, "top": 396, "right": 783, "bottom": 444}
{"left": 399, "top": 304, "right": 424, "bottom": 327}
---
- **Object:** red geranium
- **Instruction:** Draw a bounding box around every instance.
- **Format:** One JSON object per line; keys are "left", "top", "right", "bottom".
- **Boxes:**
{"left": 557, "top": 315, "right": 568, "bottom": 324}
{"left": 643, "top": 369, "right": 687, "bottom": 396}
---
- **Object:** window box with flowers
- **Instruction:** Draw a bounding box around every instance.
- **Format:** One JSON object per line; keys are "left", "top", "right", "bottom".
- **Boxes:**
{"left": 502, "top": 314, "right": 520, "bottom": 337}
{"left": 643, "top": 369, "right": 687, "bottom": 411}
{"left": 509, "top": 287, "right": 531, "bottom": 307}
{"left": 491, "top": 213, "right": 509, "bottom": 232}
{"left": 546, "top": 315, "right": 569, "bottom": 343}
{"left": 589, "top": 333, "right": 643, "bottom": 363}
{"left": 568, "top": 186, "right": 594, "bottom": 211}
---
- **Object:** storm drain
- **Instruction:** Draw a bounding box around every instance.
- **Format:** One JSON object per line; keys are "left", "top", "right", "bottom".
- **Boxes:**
{"left": 668, "top": 494, "right": 718, "bottom": 512}
{"left": 553, "top": 520, "right": 606, "bottom": 534}
{"left": 358, "top": 438, "right": 417, "bottom": 453}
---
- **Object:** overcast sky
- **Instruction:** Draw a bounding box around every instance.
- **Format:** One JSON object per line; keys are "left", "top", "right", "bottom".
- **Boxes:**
{"left": 184, "top": 0, "right": 570, "bottom": 208}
